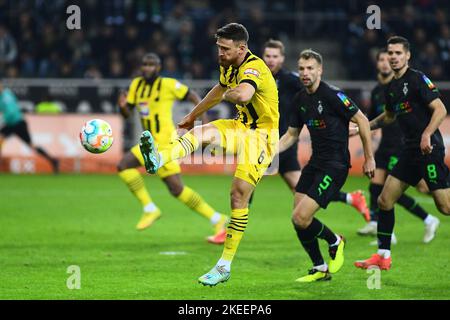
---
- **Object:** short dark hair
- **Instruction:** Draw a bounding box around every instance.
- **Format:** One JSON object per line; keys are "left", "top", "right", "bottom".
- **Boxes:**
{"left": 387, "top": 36, "right": 410, "bottom": 52}
{"left": 263, "top": 39, "right": 285, "bottom": 55}
{"left": 215, "top": 23, "right": 249, "bottom": 43}
{"left": 142, "top": 53, "right": 161, "bottom": 65}
{"left": 376, "top": 47, "right": 388, "bottom": 60}
{"left": 299, "top": 49, "right": 323, "bottom": 65}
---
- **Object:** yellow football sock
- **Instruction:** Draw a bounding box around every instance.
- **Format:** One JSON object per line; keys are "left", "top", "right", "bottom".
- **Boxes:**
{"left": 221, "top": 208, "right": 249, "bottom": 262}
{"left": 118, "top": 168, "right": 152, "bottom": 207}
{"left": 160, "top": 132, "right": 199, "bottom": 165}
{"left": 177, "top": 186, "right": 216, "bottom": 220}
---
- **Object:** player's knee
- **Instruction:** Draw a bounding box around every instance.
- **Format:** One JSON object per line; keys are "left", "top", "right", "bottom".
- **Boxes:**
{"left": 437, "top": 202, "right": 450, "bottom": 215}
{"left": 377, "top": 193, "right": 393, "bottom": 210}
{"left": 291, "top": 211, "right": 310, "bottom": 229}
{"left": 168, "top": 183, "right": 184, "bottom": 197}
{"left": 117, "top": 159, "right": 128, "bottom": 172}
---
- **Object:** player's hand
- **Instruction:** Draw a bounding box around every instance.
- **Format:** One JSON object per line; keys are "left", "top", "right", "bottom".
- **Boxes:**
{"left": 349, "top": 124, "right": 359, "bottom": 137}
{"left": 117, "top": 91, "right": 127, "bottom": 109}
{"left": 363, "top": 156, "right": 376, "bottom": 179}
{"left": 178, "top": 113, "right": 196, "bottom": 130}
{"left": 420, "top": 133, "right": 433, "bottom": 155}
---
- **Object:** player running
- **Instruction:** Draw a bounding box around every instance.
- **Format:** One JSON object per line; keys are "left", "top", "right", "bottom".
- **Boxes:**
{"left": 278, "top": 49, "right": 375, "bottom": 282}
{"left": 355, "top": 36, "right": 450, "bottom": 271}
{"left": 117, "top": 53, "right": 228, "bottom": 243}
{"left": 139, "top": 23, "right": 279, "bottom": 286}
{"left": 0, "top": 80, "right": 59, "bottom": 173}
{"left": 357, "top": 48, "right": 440, "bottom": 244}
{"left": 262, "top": 39, "right": 369, "bottom": 221}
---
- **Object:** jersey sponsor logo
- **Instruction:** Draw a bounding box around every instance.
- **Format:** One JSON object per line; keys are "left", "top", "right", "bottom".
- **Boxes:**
{"left": 138, "top": 102, "right": 149, "bottom": 116}
{"left": 243, "top": 68, "right": 260, "bottom": 77}
{"left": 422, "top": 74, "right": 437, "bottom": 91}
{"left": 306, "top": 119, "right": 326, "bottom": 129}
{"left": 337, "top": 92, "right": 352, "bottom": 107}
{"left": 392, "top": 101, "right": 412, "bottom": 115}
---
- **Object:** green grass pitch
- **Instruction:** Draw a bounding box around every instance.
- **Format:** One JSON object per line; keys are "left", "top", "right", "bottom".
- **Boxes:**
{"left": 0, "top": 173, "right": 448, "bottom": 299}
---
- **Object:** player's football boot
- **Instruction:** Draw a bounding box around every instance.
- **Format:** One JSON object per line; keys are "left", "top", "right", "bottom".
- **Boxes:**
{"left": 139, "top": 130, "right": 160, "bottom": 174}
{"left": 295, "top": 268, "right": 331, "bottom": 283}
{"left": 357, "top": 221, "right": 377, "bottom": 236}
{"left": 207, "top": 215, "right": 228, "bottom": 244}
{"left": 354, "top": 254, "right": 392, "bottom": 270}
{"left": 350, "top": 190, "right": 370, "bottom": 222}
{"left": 198, "top": 265, "right": 230, "bottom": 286}
{"left": 136, "top": 209, "right": 162, "bottom": 230}
{"left": 423, "top": 216, "right": 440, "bottom": 244}
{"left": 328, "top": 235, "right": 345, "bottom": 274}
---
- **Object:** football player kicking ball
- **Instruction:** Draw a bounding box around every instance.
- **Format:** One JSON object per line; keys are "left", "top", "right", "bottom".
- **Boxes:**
{"left": 139, "top": 23, "right": 280, "bottom": 286}
{"left": 278, "top": 49, "right": 375, "bottom": 282}
{"left": 355, "top": 36, "right": 450, "bottom": 271}
{"left": 117, "top": 53, "right": 227, "bottom": 243}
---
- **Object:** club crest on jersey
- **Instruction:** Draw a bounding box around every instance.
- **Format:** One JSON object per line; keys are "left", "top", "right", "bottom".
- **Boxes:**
{"left": 403, "top": 83, "right": 408, "bottom": 96}
{"left": 243, "top": 68, "right": 260, "bottom": 77}
{"left": 317, "top": 101, "right": 323, "bottom": 114}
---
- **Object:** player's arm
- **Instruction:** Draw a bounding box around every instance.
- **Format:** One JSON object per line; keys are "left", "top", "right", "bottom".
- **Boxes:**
{"left": 421, "top": 98, "right": 447, "bottom": 154}
{"left": 368, "top": 110, "right": 396, "bottom": 131}
{"left": 278, "top": 126, "right": 301, "bottom": 154}
{"left": 351, "top": 110, "right": 375, "bottom": 178}
{"left": 178, "top": 83, "right": 227, "bottom": 129}
{"left": 118, "top": 90, "right": 134, "bottom": 118}
{"left": 183, "top": 89, "right": 209, "bottom": 123}
{"left": 222, "top": 82, "right": 255, "bottom": 105}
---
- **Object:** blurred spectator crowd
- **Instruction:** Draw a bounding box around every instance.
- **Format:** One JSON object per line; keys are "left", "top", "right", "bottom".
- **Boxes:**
{"left": 0, "top": 0, "right": 449, "bottom": 80}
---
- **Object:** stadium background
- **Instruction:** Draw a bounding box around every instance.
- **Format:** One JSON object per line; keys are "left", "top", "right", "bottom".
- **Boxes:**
{"left": 1, "top": 0, "right": 450, "bottom": 174}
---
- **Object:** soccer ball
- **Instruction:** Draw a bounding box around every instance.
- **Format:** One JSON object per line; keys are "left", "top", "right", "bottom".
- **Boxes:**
{"left": 80, "top": 119, "right": 114, "bottom": 154}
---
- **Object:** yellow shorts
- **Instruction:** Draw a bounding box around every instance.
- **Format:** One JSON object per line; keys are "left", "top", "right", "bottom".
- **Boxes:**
{"left": 131, "top": 144, "right": 181, "bottom": 179}
{"left": 211, "top": 119, "right": 279, "bottom": 186}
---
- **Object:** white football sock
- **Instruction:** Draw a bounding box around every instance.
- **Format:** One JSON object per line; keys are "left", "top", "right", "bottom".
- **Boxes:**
{"left": 332, "top": 234, "right": 341, "bottom": 246}
{"left": 210, "top": 212, "right": 222, "bottom": 225}
{"left": 144, "top": 202, "right": 157, "bottom": 212}
{"left": 346, "top": 193, "right": 353, "bottom": 204}
{"left": 424, "top": 215, "right": 435, "bottom": 225}
{"left": 216, "top": 258, "right": 231, "bottom": 271}
{"left": 313, "top": 263, "right": 328, "bottom": 272}
{"left": 377, "top": 249, "right": 391, "bottom": 258}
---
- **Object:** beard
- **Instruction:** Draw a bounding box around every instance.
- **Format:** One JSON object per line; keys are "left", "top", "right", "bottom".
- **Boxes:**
{"left": 143, "top": 72, "right": 158, "bottom": 83}
{"left": 380, "top": 71, "right": 393, "bottom": 78}
{"left": 218, "top": 58, "right": 231, "bottom": 68}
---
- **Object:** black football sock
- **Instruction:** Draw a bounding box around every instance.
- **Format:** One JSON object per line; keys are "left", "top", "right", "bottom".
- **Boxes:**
{"left": 294, "top": 222, "right": 325, "bottom": 267}
{"left": 331, "top": 191, "right": 347, "bottom": 203}
{"left": 397, "top": 194, "right": 428, "bottom": 221}
{"left": 369, "top": 183, "right": 383, "bottom": 222}
{"left": 36, "top": 146, "right": 56, "bottom": 163}
{"left": 312, "top": 218, "right": 338, "bottom": 245}
{"left": 377, "top": 208, "right": 395, "bottom": 250}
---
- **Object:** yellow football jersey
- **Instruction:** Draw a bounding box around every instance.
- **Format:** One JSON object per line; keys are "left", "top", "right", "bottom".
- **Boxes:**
{"left": 126, "top": 76, "right": 189, "bottom": 145}
{"left": 219, "top": 51, "right": 279, "bottom": 130}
